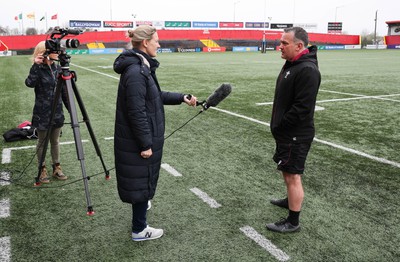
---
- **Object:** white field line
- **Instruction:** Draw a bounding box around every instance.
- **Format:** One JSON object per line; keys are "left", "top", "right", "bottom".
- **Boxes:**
{"left": 256, "top": 101, "right": 273, "bottom": 105}
{"left": 256, "top": 93, "right": 400, "bottom": 106}
{"left": 0, "top": 236, "right": 11, "bottom": 262}
{"left": 318, "top": 89, "right": 400, "bottom": 102}
{"left": 71, "top": 63, "right": 120, "bottom": 80}
{"left": 313, "top": 138, "right": 400, "bottom": 168}
{"left": 316, "top": 93, "right": 400, "bottom": 104}
{"left": 240, "top": 226, "right": 290, "bottom": 262}
{"left": 2, "top": 145, "right": 35, "bottom": 164}
{"left": 0, "top": 174, "right": 11, "bottom": 262}
{"left": 320, "top": 89, "right": 400, "bottom": 99}
{"left": 161, "top": 163, "right": 183, "bottom": 176}
{"left": 0, "top": 199, "right": 10, "bottom": 218}
{"left": 1, "top": 140, "right": 88, "bottom": 164}
{"left": 213, "top": 107, "right": 270, "bottom": 127}
{"left": 190, "top": 187, "right": 221, "bottom": 208}
{"left": 211, "top": 107, "right": 400, "bottom": 169}
{"left": 0, "top": 172, "right": 10, "bottom": 186}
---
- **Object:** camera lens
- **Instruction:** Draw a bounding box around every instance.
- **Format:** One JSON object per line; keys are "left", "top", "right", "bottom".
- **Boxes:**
{"left": 60, "top": 39, "right": 80, "bottom": 49}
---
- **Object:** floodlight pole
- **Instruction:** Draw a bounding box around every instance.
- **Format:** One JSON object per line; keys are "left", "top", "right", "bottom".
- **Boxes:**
{"left": 335, "top": 5, "right": 345, "bottom": 22}
{"left": 132, "top": 14, "right": 137, "bottom": 27}
{"left": 234, "top": 1, "right": 240, "bottom": 22}
{"left": 262, "top": 0, "right": 266, "bottom": 53}
{"left": 292, "top": 0, "right": 295, "bottom": 23}
{"left": 374, "top": 10, "right": 378, "bottom": 48}
{"left": 110, "top": 0, "right": 113, "bottom": 20}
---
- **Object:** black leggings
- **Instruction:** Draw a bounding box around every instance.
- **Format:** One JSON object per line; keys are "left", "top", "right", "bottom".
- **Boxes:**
{"left": 131, "top": 201, "right": 148, "bottom": 233}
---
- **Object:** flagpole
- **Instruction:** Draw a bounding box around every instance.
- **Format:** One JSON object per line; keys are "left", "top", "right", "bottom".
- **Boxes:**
{"left": 21, "top": 12, "right": 24, "bottom": 35}
{"left": 17, "top": 17, "right": 21, "bottom": 35}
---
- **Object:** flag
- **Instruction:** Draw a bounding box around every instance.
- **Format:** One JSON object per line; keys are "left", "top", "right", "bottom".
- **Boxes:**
{"left": 51, "top": 14, "right": 58, "bottom": 20}
{"left": 14, "top": 16, "right": 18, "bottom": 21}
{"left": 17, "top": 13, "right": 22, "bottom": 20}
{"left": 27, "top": 12, "right": 35, "bottom": 19}
{"left": 40, "top": 16, "right": 45, "bottom": 21}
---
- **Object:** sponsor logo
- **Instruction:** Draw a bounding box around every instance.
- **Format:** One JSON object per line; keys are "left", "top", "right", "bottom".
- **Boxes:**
{"left": 178, "top": 48, "right": 201, "bottom": 53}
{"left": 103, "top": 21, "right": 133, "bottom": 28}
{"left": 203, "top": 47, "right": 226, "bottom": 52}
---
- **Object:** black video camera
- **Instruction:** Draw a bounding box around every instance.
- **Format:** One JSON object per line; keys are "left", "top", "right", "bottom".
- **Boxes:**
{"left": 45, "top": 27, "right": 82, "bottom": 53}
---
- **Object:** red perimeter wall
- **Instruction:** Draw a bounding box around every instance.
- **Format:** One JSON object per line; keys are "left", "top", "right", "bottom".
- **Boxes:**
{"left": 385, "top": 35, "right": 400, "bottom": 45}
{"left": 0, "top": 29, "right": 360, "bottom": 51}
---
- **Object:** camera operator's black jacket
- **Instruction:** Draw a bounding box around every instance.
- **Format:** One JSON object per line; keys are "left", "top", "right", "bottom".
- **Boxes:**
{"left": 113, "top": 49, "right": 185, "bottom": 203}
{"left": 270, "top": 45, "right": 321, "bottom": 143}
{"left": 25, "top": 63, "right": 67, "bottom": 131}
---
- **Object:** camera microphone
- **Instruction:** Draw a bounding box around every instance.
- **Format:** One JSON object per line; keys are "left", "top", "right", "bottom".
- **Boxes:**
{"left": 66, "top": 28, "right": 83, "bottom": 35}
{"left": 196, "top": 83, "right": 232, "bottom": 111}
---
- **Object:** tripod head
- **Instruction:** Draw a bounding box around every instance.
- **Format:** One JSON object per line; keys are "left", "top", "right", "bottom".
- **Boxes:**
{"left": 58, "top": 52, "right": 72, "bottom": 69}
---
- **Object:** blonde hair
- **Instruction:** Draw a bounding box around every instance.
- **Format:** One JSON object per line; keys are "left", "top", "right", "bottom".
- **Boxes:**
{"left": 127, "top": 25, "right": 157, "bottom": 48}
{"left": 32, "top": 41, "right": 46, "bottom": 63}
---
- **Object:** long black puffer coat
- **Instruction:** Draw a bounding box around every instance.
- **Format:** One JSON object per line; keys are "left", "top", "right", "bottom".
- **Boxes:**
{"left": 113, "top": 49, "right": 185, "bottom": 204}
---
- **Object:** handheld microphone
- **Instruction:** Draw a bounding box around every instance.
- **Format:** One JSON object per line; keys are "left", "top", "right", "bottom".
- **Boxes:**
{"left": 166, "top": 84, "right": 232, "bottom": 140}
{"left": 195, "top": 83, "right": 232, "bottom": 111}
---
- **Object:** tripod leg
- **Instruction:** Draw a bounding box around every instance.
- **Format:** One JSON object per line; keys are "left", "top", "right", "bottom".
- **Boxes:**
{"left": 70, "top": 76, "right": 110, "bottom": 179}
{"left": 35, "top": 79, "right": 63, "bottom": 186}
{"left": 63, "top": 74, "right": 94, "bottom": 215}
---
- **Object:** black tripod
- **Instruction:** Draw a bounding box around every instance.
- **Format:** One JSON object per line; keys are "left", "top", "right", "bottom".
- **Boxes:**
{"left": 36, "top": 51, "right": 109, "bottom": 215}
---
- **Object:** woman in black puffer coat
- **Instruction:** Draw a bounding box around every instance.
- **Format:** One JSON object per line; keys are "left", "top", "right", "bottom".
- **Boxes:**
{"left": 113, "top": 25, "right": 197, "bottom": 241}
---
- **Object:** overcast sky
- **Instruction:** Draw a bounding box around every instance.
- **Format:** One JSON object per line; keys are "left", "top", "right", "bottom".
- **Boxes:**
{"left": 0, "top": 0, "right": 398, "bottom": 35}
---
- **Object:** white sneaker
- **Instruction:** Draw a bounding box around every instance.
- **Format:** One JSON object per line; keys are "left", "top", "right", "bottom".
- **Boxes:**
{"left": 147, "top": 200, "right": 152, "bottom": 210}
{"left": 132, "top": 226, "right": 164, "bottom": 241}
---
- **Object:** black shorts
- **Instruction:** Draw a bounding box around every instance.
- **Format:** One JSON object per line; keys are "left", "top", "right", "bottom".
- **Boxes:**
{"left": 273, "top": 142, "right": 312, "bottom": 175}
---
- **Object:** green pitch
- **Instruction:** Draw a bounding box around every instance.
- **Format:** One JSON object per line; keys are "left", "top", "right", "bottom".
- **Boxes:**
{"left": 0, "top": 49, "right": 399, "bottom": 261}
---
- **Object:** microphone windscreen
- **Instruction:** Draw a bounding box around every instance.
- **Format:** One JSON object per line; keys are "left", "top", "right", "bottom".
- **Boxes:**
{"left": 206, "top": 83, "right": 232, "bottom": 107}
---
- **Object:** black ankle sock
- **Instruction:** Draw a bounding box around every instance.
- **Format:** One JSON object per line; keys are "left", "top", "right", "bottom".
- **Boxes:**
{"left": 287, "top": 210, "right": 300, "bottom": 226}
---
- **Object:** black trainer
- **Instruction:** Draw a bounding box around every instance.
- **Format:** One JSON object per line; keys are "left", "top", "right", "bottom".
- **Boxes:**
{"left": 266, "top": 218, "right": 300, "bottom": 233}
{"left": 270, "top": 197, "right": 289, "bottom": 209}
